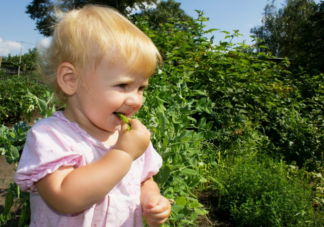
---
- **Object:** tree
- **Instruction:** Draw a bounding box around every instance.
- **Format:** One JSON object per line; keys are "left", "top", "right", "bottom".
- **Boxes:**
{"left": 2, "top": 48, "right": 38, "bottom": 71}
{"left": 131, "top": 0, "right": 193, "bottom": 30}
{"left": 26, "top": 0, "right": 158, "bottom": 36}
{"left": 251, "top": 0, "right": 316, "bottom": 58}
{"left": 295, "top": 0, "right": 324, "bottom": 72}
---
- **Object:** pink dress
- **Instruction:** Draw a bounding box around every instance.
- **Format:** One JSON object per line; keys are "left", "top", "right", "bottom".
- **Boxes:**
{"left": 14, "top": 111, "right": 162, "bottom": 227}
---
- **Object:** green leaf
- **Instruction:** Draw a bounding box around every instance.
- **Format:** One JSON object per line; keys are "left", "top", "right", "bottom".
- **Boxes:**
{"left": 174, "top": 153, "right": 182, "bottom": 164}
{"left": 194, "top": 90, "right": 207, "bottom": 96}
{"left": 4, "top": 190, "right": 13, "bottom": 214}
{"left": 10, "top": 146, "right": 19, "bottom": 159}
{"left": 200, "top": 177, "right": 208, "bottom": 183}
{"left": 154, "top": 165, "right": 171, "bottom": 184}
{"left": 38, "top": 98, "right": 47, "bottom": 115}
{"left": 205, "top": 28, "right": 219, "bottom": 33}
{"left": 190, "top": 211, "right": 198, "bottom": 220}
{"left": 176, "top": 197, "right": 187, "bottom": 206}
{"left": 9, "top": 132, "right": 16, "bottom": 139}
{"left": 172, "top": 205, "right": 184, "bottom": 214}
{"left": 189, "top": 202, "right": 202, "bottom": 208}
{"left": 187, "top": 116, "right": 197, "bottom": 123}
{"left": 6, "top": 212, "right": 11, "bottom": 221}
{"left": 158, "top": 113, "right": 167, "bottom": 132}
{"left": 0, "top": 125, "right": 8, "bottom": 136}
{"left": 0, "top": 213, "right": 5, "bottom": 223}
{"left": 197, "top": 117, "right": 206, "bottom": 128}
{"left": 221, "top": 30, "right": 230, "bottom": 34}
{"left": 179, "top": 130, "right": 192, "bottom": 142}
{"left": 206, "top": 121, "right": 213, "bottom": 130}
{"left": 173, "top": 214, "right": 185, "bottom": 220}
{"left": 18, "top": 203, "right": 27, "bottom": 227}
{"left": 182, "top": 168, "right": 197, "bottom": 176}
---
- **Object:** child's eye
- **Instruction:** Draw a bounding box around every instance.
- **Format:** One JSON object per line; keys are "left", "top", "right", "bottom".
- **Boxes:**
{"left": 138, "top": 86, "right": 146, "bottom": 92}
{"left": 117, "top": 84, "right": 127, "bottom": 89}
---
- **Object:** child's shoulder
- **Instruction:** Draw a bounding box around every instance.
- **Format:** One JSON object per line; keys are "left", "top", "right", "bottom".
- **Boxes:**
{"left": 30, "top": 111, "right": 69, "bottom": 132}
{"left": 27, "top": 112, "right": 79, "bottom": 144}
{"left": 32, "top": 114, "right": 59, "bottom": 127}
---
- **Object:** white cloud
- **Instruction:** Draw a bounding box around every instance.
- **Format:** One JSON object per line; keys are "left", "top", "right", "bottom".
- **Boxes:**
{"left": 128, "top": 1, "right": 159, "bottom": 15}
{"left": 144, "top": 0, "right": 159, "bottom": 10}
{"left": 36, "top": 37, "right": 52, "bottom": 56}
{"left": 0, "top": 37, "right": 22, "bottom": 56}
{"left": 38, "top": 37, "right": 52, "bottom": 49}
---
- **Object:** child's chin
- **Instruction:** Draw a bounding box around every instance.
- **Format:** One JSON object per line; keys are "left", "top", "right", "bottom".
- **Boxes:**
{"left": 111, "top": 123, "right": 122, "bottom": 131}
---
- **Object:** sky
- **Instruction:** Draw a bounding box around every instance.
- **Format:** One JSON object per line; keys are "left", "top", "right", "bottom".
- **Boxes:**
{"left": 0, "top": 0, "right": 322, "bottom": 56}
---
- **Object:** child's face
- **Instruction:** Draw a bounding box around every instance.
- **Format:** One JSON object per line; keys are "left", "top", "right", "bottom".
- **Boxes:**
{"left": 72, "top": 55, "right": 149, "bottom": 134}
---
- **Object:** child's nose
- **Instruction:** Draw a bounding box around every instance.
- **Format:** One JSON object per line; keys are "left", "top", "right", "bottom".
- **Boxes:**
{"left": 125, "top": 92, "right": 142, "bottom": 107}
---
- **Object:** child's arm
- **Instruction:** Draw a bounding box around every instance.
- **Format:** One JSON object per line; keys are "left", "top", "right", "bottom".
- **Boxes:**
{"left": 35, "top": 119, "right": 150, "bottom": 214}
{"left": 141, "top": 177, "right": 171, "bottom": 227}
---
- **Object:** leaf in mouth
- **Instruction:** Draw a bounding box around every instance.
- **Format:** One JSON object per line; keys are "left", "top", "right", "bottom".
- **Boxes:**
{"left": 115, "top": 112, "right": 131, "bottom": 131}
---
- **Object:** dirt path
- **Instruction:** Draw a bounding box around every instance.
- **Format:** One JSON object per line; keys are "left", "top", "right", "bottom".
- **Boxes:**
{"left": 0, "top": 155, "right": 16, "bottom": 213}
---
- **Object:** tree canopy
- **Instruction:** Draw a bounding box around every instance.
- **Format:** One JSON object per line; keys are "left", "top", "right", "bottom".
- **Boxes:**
{"left": 251, "top": 0, "right": 324, "bottom": 72}
{"left": 131, "top": 0, "right": 193, "bottom": 30}
{"left": 295, "top": 0, "right": 324, "bottom": 72}
{"left": 26, "top": 0, "right": 158, "bottom": 36}
{"left": 250, "top": 0, "right": 317, "bottom": 58}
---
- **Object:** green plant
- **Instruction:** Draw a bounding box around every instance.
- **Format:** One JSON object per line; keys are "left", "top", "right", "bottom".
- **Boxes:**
{"left": 0, "top": 74, "right": 49, "bottom": 124}
{"left": 0, "top": 92, "right": 56, "bottom": 227}
{"left": 210, "top": 155, "right": 321, "bottom": 226}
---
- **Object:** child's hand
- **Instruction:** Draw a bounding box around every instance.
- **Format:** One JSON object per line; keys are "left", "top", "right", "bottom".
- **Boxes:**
{"left": 115, "top": 119, "right": 151, "bottom": 160}
{"left": 143, "top": 194, "right": 171, "bottom": 227}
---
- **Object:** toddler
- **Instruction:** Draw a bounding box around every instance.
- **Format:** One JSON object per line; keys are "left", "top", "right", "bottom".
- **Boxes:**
{"left": 14, "top": 4, "right": 171, "bottom": 227}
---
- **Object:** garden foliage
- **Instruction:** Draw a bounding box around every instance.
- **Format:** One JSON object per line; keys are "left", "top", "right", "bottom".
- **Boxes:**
{"left": 1, "top": 11, "right": 324, "bottom": 227}
{"left": 1, "top": 48, "right": 38, "bottom": 72}
{"left": 251, "top": 0, "right": 324, "bottom": 73}
{"left": 0, "top": 73, "right": 49, "bottom": 124}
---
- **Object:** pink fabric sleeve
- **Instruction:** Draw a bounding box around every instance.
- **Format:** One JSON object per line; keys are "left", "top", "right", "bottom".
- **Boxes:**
{"left": 14, "top": 122, "right": 83, "bottom": 192}
{"left": 140, "top": 142, "right": 163, "bottom": 182}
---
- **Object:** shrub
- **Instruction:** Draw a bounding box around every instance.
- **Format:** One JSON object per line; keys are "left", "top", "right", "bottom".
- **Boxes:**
{"left": 0, "top": 74, "right": 49, "bottom": 124}
{"left": 140, "top": 12, "right": 324, "bottom": 170}
{"left": 211, "top": 154, "right": 322, "bottom": 226}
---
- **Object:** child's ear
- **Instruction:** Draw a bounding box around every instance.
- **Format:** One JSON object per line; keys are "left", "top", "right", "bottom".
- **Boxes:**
{"left": 57, "top": 62, "right": 78, "bottom": 95}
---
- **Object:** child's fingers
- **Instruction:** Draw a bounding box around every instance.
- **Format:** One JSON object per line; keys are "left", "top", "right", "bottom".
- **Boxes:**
{"left": 127, "top": 119, "right": 151, "bottom": 137}
{"left": 144, "top": 194, "right": 161, "bottom": 211}
{"left": 145, "top": 203, "right": 170, "bottom": 216}
{"left": 127, "top": 119, "right": 143, "bottom": 130}
{"left": 144, "top": 213, "right": 169, "bottom": 227}
{"left": 144, "top": 196, "right": 171, "bottom": 226}
{"left": 145, "top": 209, "right": 170, "bottom": 219}
{"left": 120, "top": 121, "right": 129, "bottom": 132}
{"left": 145, "top": 196, "right": 171, "bottom": 213}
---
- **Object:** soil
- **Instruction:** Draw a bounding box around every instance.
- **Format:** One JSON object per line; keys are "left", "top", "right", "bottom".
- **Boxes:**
{"left": 0, "top": 156, "right": 17, "bottom": 211}
{"left": 197, "top": 190, "right": 236, "bottom": 227}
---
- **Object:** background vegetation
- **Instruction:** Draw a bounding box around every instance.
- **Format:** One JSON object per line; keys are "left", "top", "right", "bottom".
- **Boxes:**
{"left": 1, "top": 0, "right": 324, "bottom": 226}
{"left": 251, "top": 0, "right": 324, "bottom": 73}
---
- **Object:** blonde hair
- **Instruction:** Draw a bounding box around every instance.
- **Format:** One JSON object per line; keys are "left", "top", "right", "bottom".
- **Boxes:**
{"left": 39, "top": 4, "right": 161, "bottom": 102}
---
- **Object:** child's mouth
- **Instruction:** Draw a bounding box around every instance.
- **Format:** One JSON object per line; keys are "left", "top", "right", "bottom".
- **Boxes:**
{"left": 114, "top": 111, "right": 128, "bottom": 117}
{"left": 114, "top": 112, "right": 131, "bottom": 130}
{"left": 113, "top": 112, "right": 123, "bottom": 118}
